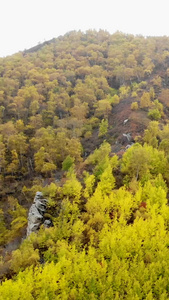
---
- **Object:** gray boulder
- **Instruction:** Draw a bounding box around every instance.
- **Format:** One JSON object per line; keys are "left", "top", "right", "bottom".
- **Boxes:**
{"left": 44, "top": 219, "right": 52, "bottom": 228}
{"left": 27, "top": 192, "right": 48, "bottom": 236}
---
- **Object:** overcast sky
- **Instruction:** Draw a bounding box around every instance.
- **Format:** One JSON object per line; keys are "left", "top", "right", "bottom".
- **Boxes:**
{"left": 0, "top": 0, "right": 169, "bottom": 57}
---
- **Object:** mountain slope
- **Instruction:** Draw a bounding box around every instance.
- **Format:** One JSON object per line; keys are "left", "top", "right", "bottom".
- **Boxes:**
{"left": 1, "top": 30, "right": 169, "bottom": 297}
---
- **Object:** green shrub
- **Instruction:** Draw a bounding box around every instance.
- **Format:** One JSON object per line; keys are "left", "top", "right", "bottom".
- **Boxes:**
{"left": 148, "top": 108, "right": 161, "bottom": 120}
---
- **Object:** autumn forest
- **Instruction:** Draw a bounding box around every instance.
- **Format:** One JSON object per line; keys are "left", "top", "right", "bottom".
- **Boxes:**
{"left": 1, "top": 30, "right": 169, "bottom": 299}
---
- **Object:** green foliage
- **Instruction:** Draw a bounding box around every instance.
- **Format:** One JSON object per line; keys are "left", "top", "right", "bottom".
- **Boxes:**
{"left": 152, "top": 99, "right": 163, "bottom": 114}
{"left": 148, "top": 108, "right": 161, "bottom": 120}
{"left": 121, "top": 143, "right": 167, "bottom": 181}
{"left": 2, "top": 30, "right": 169, "bottom": 298}
{"left": 159, "top": 139, "right": 169, "bottom": 155}
{"left": 62, "top": 168, "right": 82, "bottom": 202}
{"left": 83, "top": 172, "right": 95, "bottom": 199}
{"left": 43, "top": 182, "right": 58, "bottom": 207}
{"left": 11, "top": 240, "right": 40, "bottom": 273}
{"left": 119, "top": 85, "right": 130, "bottom": 99}
{"left": 86, "top": 141, "right": 111, "bottom": 165}
{"left": 143, "top": 121, "right": 159, "bottom": 148}
{"left": 85, "top": 141, "right": 118, "bottom": 179}
{"left": 98, "top": 119, "right": 108, "bottom": 137}
{"left": 97, "top": 164, "right": 115, "bottom": 195}
{"left": 2, "top": 180, "right": 169, "bottom": 299}
{"left": 62, "top": 155, "right": 75, "bottom": 171}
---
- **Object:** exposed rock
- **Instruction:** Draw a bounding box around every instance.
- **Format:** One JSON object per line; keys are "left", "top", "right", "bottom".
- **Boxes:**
{"left": 123, "top": 119, "right": 129, "bottom": 125}
{"left": 27, "top": 192, "right": 47, "bottom": 236}
{"left": 123, "top": 133, "right": 131, "bottom": 142}
{"left": 44, "top": 219, "right": 52, "bottom": 228}
{"left": 125, "top": 143, "right": 134, "bottom": 150}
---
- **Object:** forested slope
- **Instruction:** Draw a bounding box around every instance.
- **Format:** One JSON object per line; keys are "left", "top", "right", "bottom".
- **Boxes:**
{"left": 1, "top": 30, "right": 169, "bottom": 298}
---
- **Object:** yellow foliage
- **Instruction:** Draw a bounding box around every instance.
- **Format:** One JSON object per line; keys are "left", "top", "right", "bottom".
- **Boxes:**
{"left": 62, "top": 169, "right": 82, "bottom": 202}
{"left": 131, "top": 101, "right": 138, "bottom": 110}
{"left": 11, "top": 241, "right": 40, "bottom": 273}
{"left": 140, "top": 92, "right": 151, "bottom": 108}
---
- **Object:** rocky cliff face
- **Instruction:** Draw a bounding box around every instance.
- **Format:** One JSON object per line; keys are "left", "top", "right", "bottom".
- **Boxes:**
{"left": 27, "top": 192, "right": 48, "bottom": 236}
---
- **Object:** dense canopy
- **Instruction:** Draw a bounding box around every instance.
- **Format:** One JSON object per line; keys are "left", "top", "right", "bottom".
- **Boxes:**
{"left": 1, "top": 30, "right": 169, "bottom": 298}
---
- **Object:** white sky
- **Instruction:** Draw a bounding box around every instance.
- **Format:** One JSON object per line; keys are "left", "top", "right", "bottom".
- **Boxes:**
{"left": 0, "top": 0, "right": 169, "bottom": 57}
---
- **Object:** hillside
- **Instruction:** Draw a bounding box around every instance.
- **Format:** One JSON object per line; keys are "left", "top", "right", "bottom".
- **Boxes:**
{"left": 1, "top": 30, "right": 169, "bottom": 298}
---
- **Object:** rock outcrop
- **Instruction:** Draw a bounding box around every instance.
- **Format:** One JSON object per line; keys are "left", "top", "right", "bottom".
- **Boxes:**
{"left": 27, "top": 192, "right": 47, "bottom": 236}
{"left": 123, "top": 133, "right": 131, "bottom": 142}
{"left": 123, "top": 119, "right": 129, "bottom": 125}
